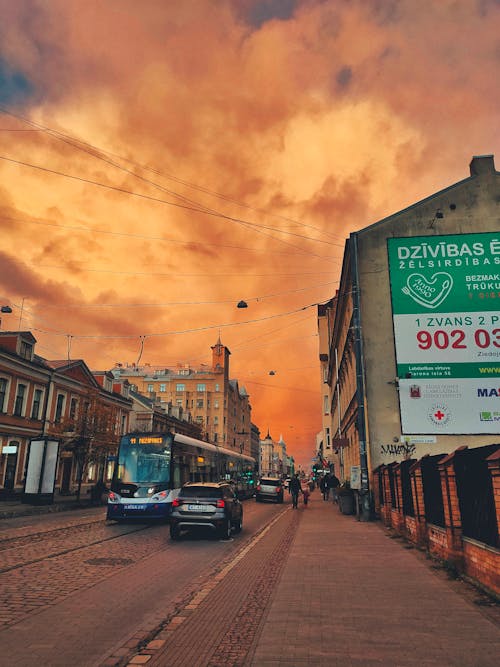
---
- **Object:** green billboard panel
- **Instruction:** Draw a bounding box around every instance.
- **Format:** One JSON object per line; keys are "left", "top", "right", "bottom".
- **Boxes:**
{"left": 387, "top": 232, "right": 500, "bottom": 434}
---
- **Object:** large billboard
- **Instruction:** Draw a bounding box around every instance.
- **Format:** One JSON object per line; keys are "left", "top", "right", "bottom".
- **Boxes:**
{"left": 387, "top": 232, "right": 500, "bottom": 434}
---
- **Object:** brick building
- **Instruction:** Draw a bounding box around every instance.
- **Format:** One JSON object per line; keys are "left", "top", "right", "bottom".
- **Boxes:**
{"left": 317, "top": 154, "right": 499, "bottom": 593}
{"left": 0, "top": 331, "right": 132, "bottom": 498}
{"left": 112, "top": 337, "right": 254, "bottom": 456}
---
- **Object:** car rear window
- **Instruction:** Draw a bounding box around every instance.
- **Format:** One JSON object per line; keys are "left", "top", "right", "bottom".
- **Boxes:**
{"left": 179, "top": 486, "right": 223, "bottom": 499}
{"left": 260, "top": 479, "right": 280, "bottom": 486}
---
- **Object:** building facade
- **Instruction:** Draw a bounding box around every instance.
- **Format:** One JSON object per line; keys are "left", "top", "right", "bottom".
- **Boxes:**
{"left": 0, "top": 331, "right": 132, "bottom": 498}
{"left": 112, "top": 337, "right": 254, "bottom": 456}
{"left": 259, "top": 431, "right": 288, "bottom": 477}
{"left": 318, "top": 154, "right": 500, "bottom": 520}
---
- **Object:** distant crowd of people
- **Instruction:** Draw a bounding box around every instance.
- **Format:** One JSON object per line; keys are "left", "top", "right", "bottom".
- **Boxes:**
{"left": 287, "top": 471, "right": 340, "bottom": 508}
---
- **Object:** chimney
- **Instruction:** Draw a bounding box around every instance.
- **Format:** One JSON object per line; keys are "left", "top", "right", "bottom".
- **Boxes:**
{"left": 469, "top": 154, "right": 496, "bottom": 176}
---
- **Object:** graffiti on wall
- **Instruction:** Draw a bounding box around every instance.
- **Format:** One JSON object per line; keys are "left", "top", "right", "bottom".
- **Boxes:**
{"left": 380, "top": 442, "right": 417, "bottom": 458}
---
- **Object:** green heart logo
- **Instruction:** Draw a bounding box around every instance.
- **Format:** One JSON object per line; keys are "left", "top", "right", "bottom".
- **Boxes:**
{"left": 402, "top": 272, "right": 453, "bottom": 309}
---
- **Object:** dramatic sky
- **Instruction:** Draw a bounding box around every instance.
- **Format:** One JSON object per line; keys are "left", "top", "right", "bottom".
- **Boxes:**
{"left": 0, "top": 0, "right": 499, "bottom": 468}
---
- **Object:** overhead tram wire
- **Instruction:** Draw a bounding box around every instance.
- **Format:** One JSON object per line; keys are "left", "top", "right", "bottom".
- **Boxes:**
{"left": 33, "top": 264, "right": 338, "bottom": 277}
{"left": 0, "top": 111, "right": 341, "bottom": 256}
{"left": 2, "top": 213, "right": 338, "bottom": 259}
{"left": 15, "top": 303, "right": 318, "bottom": 341}
{"left": 0, "top": 106, "right": 347, "bottom": 244}
{"left": 0, "top": 155, "right": 339, "bottom": 260}
{"left": 33, "top": 279, "right": 338, "bottom": 308}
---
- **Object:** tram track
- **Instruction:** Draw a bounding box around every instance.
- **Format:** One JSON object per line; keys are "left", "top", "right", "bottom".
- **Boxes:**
{"left": 0, "top": 520, "right": 155, "bottom": 574}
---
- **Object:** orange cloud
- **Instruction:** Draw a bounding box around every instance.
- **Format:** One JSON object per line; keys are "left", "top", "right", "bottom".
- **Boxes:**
{"left": 0, "top": 0, "right": 498, "bottom": 467}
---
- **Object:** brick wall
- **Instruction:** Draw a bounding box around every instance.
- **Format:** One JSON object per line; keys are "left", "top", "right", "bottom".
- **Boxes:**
{"left": 463, "top": 539, "right": 500, "bottom": 597}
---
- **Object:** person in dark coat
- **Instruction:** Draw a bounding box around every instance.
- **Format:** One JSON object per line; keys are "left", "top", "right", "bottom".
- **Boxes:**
{"left": 328, "top": 473, "right": 340, "bottom": 502}
{"left": 289, "top": 474, "right": 302, "bottom": 509}
{"left": 320, "top": 474, "right": 330, "bottom": 500}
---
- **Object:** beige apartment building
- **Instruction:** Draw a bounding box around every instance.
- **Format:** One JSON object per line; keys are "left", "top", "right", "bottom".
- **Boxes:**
{"left": 318, "top": 154, "right": 500, "bottom": 519}
{"left": 112, "top": 337, "right": 254, "bottom": 456}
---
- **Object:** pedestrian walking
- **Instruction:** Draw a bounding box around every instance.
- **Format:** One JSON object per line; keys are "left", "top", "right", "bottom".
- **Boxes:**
{"left": 328, "top": 473, "right": 340, "bottom": 503}
{"left": 320, "top": 474, "right": 330, "bottom": 501}
{"left": 289, "top": 474, "right": 302, "bottom": 509}
{"left": 301, "top": 481, "right": 310, "bottom": 506}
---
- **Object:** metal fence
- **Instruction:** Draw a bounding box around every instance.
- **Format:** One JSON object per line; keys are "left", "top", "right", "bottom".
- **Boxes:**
{"left": 421, "top": 454, "right": 446, "bottom": 527}
{"left": 400, "top": 459, "right": 415, "bottom": 517}
{"left": 454, "top": 444, "right": 499, "bottom": 548}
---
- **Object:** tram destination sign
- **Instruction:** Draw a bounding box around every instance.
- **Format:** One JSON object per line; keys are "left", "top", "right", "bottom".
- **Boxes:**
{"left": 387, "top": 232, "right": 500, "bottom": 434}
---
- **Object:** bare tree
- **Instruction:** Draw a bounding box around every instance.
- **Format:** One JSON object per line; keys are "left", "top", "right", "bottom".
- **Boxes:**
{"left": 55, "top": 391, "right": 120, "bottom": 502}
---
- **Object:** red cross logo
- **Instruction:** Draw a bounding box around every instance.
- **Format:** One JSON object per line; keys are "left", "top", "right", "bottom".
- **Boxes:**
{"left": 434, "top": 410, "right": 445, "bottom": 420}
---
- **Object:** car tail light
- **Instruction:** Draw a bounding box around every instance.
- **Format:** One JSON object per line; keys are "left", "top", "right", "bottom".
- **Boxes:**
{"left": 172, "top": 498, "right": 181, "bottom": 507}
{"left": 216, "top": 499, "right": 225, "bottom": 508}
{"left": 276, "top": 486, "right": 282, "bottom": 493}
{"left": 108, "top": 492, "right": 118, "bottom": 502}
{"left": 256, "top": 485, "right": 261, "bottom": 492}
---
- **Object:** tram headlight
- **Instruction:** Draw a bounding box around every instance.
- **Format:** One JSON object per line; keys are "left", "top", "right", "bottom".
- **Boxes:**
{"left": 108, "top": 491, "right": 121, "bottom": 503}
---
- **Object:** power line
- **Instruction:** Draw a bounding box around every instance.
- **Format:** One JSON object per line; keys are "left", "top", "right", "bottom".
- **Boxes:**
{"left": 34, "top": 263, "right": 337, "bottom": 277}
{"left": 32, "top": 280, "right": 338, "bottom": 308}
{"left": 0, "top": 154, "right": 341, "bottom": 259}
{"left": 11, "top": 302, "right": 318, "bottom": 340}
{"left": 1, "top": 213, "right": 339, "bottom": 260}
{"left": 0, "top": 106, "right": 347, "bottom": 244}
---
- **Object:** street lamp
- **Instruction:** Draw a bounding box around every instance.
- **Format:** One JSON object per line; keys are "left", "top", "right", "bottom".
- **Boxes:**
{"left": 0, "top": 305, "right": 12, "bottom": 330}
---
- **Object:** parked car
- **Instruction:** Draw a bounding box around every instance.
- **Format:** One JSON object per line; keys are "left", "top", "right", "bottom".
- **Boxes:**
{"left": 255, "top": 477, "right": 284, "bottom": 503}
{"left": 169, "top": 481, "right": 243, "bottom": 540}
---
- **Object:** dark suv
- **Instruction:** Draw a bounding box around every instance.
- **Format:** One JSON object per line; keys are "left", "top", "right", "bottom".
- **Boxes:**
{"left": 169, "top": 481, "right": 243, "bottom": 540}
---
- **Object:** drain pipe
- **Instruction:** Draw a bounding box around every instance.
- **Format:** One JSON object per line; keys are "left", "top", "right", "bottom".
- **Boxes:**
{"left": 351, "top": 233, "right": 371, "bottom": 521}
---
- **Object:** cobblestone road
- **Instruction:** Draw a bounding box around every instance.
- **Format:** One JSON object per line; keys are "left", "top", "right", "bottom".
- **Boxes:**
{"left": 0, "top": 498, "right": 290, "bottom": 666}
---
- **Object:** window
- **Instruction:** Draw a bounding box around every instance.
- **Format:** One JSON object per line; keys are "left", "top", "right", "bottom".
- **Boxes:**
{"left": 55, "top": 393, "right": 65, "bottom": 423}
{"left": 214, "top": 399, "right": 219, "bottom": 409}
{"left": 197, "top": 383, "right": 206, "bottom": 392}
{"left": 147, "top": 384, "right": 154, "bottom": 393}
{"left": 195, "top": 415, "right": 203, "bottom": 424}
{"left": 176, "top": 399, "right": 182, "bottom": 407}
{"left": 214, "top": 416, "right": 219, "bottom": 425}
{"left": 20, "top": 340, "right": 33, "bottom": 360}
{"left": 159, "top": 383, "right": 166, "bottom": 392}
{"left": 176, "top": 383, "right": 185, "bottom": 392}
{"left": 215, "top": 384, "right": 220, "bottom": 392}
{"left": 14, "top": 383, "right": 27, "bottom": 417}
{"left": 197, "top": 399, "right": 204, "bottom": 408}
{"left": 323, "top": 395, "right": 329, "bottom": 414}
{"left": 213, "top": 433, "right": 218, "bottom": 442}
{"left": 0, "top": 378, "right": 8, "bottom": 412}
{"left": 31, "top": 389, "right": 43, "bottom": 419}
{"left": 121, "top": 414, "right": 127, "bottom": 434}
{"left": 69, "top": 397, "right": 78, "bottom": 420}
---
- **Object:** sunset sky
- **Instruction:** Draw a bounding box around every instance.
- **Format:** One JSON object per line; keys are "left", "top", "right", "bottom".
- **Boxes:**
{"left": 0, "top": 0, "right": 499, "bottom": 468}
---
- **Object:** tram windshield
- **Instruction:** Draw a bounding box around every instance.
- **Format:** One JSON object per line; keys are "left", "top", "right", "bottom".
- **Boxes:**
{"left": 116, "top": 438, "right": 171, "bottom": 485}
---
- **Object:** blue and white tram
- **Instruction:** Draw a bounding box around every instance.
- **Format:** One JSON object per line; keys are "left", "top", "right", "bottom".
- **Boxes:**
{"left": 107, "top": 432, "right": 256, "bottom": 521}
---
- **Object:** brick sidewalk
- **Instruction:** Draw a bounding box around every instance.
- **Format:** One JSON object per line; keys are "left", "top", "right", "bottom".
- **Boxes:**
{"left": 124, "top": 491, "right": 499, "bottom": 667}
{"left": 247, "top": 493, "right": 500, "bottom": 667}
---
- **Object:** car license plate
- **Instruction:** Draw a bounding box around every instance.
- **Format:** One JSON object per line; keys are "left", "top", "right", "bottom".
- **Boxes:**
{"left": 124, "top": 504, "right": 146, "bottom": 510}
{"left": 188, "top": 504, "right": 212, "bottom": 512}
